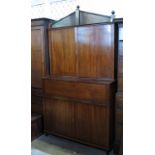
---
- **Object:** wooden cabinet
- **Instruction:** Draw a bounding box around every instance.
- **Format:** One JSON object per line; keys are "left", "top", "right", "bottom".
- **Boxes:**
{"left": 31, "top": 18, "right": 54, "bottom": 115}
{"left": 44, "top": 23, "right": 116, "bottom": 151}
{"left": 31, "top": 11, "right": 123, "bottom": 152}
{"left": 114, "top": 20, "right": 123, "bottom": 154}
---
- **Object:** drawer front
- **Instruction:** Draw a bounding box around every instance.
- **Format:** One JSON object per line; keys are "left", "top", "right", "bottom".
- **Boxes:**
{"left": 43, "top": 79, "right": 113, "bottom": 104}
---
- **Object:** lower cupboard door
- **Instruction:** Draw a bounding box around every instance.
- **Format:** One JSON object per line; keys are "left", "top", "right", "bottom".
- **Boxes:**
{"left": 44, "top": 98, "right": 111, "bottom": 149}
{"left": 75, "top": 103, "right": 110, "bottom": 148}
{"left": 44, "top": 98, "right": 75, "bottom": 138}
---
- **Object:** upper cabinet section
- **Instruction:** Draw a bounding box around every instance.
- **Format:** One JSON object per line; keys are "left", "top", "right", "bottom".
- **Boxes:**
{"left": 49, "top": 23, "right": 115, "bottom": 80}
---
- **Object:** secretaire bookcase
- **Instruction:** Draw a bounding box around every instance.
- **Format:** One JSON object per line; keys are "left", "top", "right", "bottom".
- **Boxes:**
{"left": 42, "top": 10, "right": 118, "bottom": 153}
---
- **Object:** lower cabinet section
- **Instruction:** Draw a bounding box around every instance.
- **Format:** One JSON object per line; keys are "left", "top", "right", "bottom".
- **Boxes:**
{"left": 44, "top": 98, "right": 113, "bottom": 150}
{"left": 43, "top": 79, "right": 115, "bottom": 150}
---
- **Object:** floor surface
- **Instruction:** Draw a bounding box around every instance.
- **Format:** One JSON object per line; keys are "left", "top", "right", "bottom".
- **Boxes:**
{"left": 31, "top": 135, "right": 114, "bottom": 155}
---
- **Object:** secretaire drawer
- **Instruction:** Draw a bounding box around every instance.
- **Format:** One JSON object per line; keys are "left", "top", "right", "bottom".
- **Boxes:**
{"left": 43, "top": 79, "right": 114, "bottom": 104}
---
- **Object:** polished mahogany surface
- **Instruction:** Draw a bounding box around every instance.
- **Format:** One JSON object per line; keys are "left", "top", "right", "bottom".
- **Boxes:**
{"left": 50, "top": 28, "right": 77, "bottom": 76}
{"left": 74, "top": 102, "right": 109, "bottom": 147}
{"left": 31, "top": 26, "right": 44, "bottom": 115}
{"left": 43, "top": 79, "right": 115, "bottom": 150}
{"left": 44, "top": 98, "right": 75, "bottom": 138}
{"left": 49, "top": 24, "right": 114, "bottom": 80}
{"left": 31, "top": 27, "right": 43, "bottom": 88}
{"left": 43, "top": 79, "right": 113, "bottom": 105}
{"left": 44, "top": 23, "right": 116, "bottom": 151}
{"left": 77, "top": 24, "right": 114, "bottom": 79}
{"left": 44, "top": 98, "right": 111, "bottom": 148}
{"left": 31, "top": 19, "right": 51, "bottom": 115}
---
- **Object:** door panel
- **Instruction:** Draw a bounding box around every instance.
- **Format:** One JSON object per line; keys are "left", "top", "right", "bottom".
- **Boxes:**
{"left": 44, "top": 98, "right": 75, "bottom": 138}
{"left": 75, "top": 103, "right": 108, "bottom": 147}
{"left": 50, "top": 28, "right": 77, "bottom": 76}
{"left": 77, "top": 24, "right": 114, "bottom": 79}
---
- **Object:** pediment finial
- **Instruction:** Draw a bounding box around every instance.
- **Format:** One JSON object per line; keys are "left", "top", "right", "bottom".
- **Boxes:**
{"left": 75, "top": 5, "right": 80, "bottom": 25}
{"left": 76, "top": 5, "right": 80, "bottom": 10}
{"left": 110, "top": 10, "right": 115, "bottom": 22}
{"left": 111, "top": 10, "right": 115, "bottom": 15}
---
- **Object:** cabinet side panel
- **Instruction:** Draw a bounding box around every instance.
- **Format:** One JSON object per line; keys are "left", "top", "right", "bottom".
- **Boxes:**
{"left": 31, "top": 28, "right": 43, "bottom": 88}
